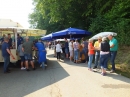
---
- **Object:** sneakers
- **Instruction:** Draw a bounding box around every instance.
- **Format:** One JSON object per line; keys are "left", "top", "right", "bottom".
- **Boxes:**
{"left": 26, "top": 69, "right": 30, "bottom": 71}
{"left": 110, "top": 70, "right": 115, "bottom": 73}
{"left": 40, "top": 64, "right": 42, "bottom": 67}
{"left": 44, "top": 64, "right": 47, "bottom": 66}
{"left": 21, "top": 67, "right": 26, "bottom": 70}
{"left": 93, "top": 66, "right": 97, "bottom": 69}
{"left": 33, "top": 68, "right": 36, "bottom": 70}
{"left": 4, "top": 71, "right": 11, "bottom": 74}
{"left": 101, "top": 72, "right": 106, "bottom": 76}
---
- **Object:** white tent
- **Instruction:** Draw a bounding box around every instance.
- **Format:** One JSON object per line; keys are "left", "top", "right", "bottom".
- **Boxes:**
{"left": 90, "top": 32, "right": 117, "bottom": 40}
{"left": 0, "top": 19, "right": 23, "bottom": 27}
{"left": 0, "top": 19, "right": 46, "bottom": 36}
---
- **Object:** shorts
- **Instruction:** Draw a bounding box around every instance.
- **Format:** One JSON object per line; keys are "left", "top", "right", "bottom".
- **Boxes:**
{"left": 69, "top": 50, "right": 73, "bottom": 57}
{"left": 20, "top": 56, "right": 25, "bottom": 62}
{"left": 65, "top": 48, "right": 69, "bottom": 54}
{"left": 24, "top": 54, "right": 32, "bottom": 61}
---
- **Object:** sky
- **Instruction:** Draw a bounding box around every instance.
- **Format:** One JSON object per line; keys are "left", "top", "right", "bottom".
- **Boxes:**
{"left": 0, "top": 0, "right": 34, "bottom": 28}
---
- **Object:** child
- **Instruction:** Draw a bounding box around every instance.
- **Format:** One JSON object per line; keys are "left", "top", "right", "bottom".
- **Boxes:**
{"left": 17, "top": 42, "right": 26, "bottom": 70}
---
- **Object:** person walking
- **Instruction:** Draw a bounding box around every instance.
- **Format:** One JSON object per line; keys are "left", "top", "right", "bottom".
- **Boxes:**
{"left": 2, "top": 37, "right": 15, "bottom": 73}
{"left": 22, "top": 36, "right": 35, "bottom": 71}
{"left": 108, "top": 34, "right": 118, "bottom": 73}
{"left": 73, "top": 39, "right": 79, "bottom": 63}
{"left": 88, "top": 39, "right": 95, "bottom": 71}
{"left": 56, "top": 41, "right": 61, "bottom": 61}
{"left": 100, "top": 37, "right": 110, "bottom": 75}
{"left": 93, "top": 36, "right": 102, "bottom": 69}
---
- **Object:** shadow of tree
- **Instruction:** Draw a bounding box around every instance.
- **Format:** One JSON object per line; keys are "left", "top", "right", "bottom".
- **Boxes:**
{"left": 0, "top": 58, "right": 69, "bottom": 97}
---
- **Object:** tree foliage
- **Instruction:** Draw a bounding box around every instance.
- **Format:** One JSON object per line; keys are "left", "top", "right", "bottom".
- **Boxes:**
{"left": 29, "top": 0, "right": 130, "bottom": 45}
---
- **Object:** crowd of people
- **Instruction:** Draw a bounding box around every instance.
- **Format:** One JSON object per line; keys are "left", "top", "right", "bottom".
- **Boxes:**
{"left": 1, "top": 34, "right": 47, "bottom": 73}
{"left": 1, "top": 33, "right": 118, "bottom": 76}
{"left": 54, "top": 34, "right": 118, "bottom": 76}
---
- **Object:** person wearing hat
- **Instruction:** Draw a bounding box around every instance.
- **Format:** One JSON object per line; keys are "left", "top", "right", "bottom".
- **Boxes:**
{"left": 93, "top": 36, "right": 102, "bottom": 69}
{"left": 100, "top": 37, "right": 110, "bottom": 75}
{"left": 108, "top": 34, "right": 118, "bottom": 73}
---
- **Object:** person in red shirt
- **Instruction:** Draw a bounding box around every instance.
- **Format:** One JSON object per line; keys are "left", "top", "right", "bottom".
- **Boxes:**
{"left": 88, "top": 39, "right": 95, "bottom": 71}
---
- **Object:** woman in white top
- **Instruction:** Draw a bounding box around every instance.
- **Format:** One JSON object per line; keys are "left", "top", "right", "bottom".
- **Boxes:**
{"left": 56, "top": 41, "right": 62, "bottom": 61}
{"left": 69, "top": 39, "right": 74, "bottom": 61}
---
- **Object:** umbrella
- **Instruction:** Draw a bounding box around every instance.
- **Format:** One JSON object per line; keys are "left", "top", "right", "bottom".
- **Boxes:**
{"left": 52, "top": 27, "right": 91, "bottom": 39}
{"left": 90, "top": 32, "right": 117, "bottom": 40}
{"left": 41, "top": 34, "right": 53, "bottom": 41}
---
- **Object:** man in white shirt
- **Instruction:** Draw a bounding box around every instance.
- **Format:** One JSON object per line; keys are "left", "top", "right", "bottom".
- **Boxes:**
{"left": 56, "top": 41, "right": 61, "bottom": 61}
{"left": 69, "top": 39, "right": 73, "bottom": 61}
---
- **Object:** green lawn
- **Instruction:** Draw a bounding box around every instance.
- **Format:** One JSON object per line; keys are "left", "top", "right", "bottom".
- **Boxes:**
{"left": 108, "top": 46, "right": 130, "bottom": 78}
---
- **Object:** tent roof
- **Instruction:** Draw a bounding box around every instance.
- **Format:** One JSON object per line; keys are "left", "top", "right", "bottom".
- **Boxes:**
{"left": 0, "top": 19, "right": 23, "bottom": 27}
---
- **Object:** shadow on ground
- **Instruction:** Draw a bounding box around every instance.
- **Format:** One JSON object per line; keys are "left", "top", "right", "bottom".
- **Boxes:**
{"left": 0, "top": 57, "right": 69, "bottom": 97}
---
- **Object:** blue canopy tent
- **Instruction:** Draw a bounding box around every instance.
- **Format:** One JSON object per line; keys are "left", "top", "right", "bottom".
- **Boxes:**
{"left": 41, "top": 33, "right": 53, "bottom": 41}
{"left": 52, "top": 27, "right": 91, "bottom": 39}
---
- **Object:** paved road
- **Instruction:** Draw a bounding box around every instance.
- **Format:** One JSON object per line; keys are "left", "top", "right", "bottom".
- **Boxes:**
{"left": 0, "top": 50, "right": 130, "bottom": 97}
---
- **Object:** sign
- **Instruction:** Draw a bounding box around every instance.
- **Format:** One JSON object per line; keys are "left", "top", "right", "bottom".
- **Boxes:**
{"left": 68, "top": 32, "right": 76, "bottom": 34}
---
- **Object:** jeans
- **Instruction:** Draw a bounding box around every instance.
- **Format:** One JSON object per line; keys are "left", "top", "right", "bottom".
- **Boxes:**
{"left": 3, "top": 56, "right": 10, "bottom": 72}
{"left": 41, "top": 62, "right": 45, "bottom": 68}
{"left": 80, "top": 48, "right": 88, "bottom": 61}
{"left": 57, "top": 52, "right": 61, "bottom": 59}
{"left": 65, "top": 48, "right": 69, "bottom": 54}
{"left": 88, "top": 54, "right": 94, "bottom": 68}
{"left": 74, "top": 50, "right": 79, "bottom": 60}
{"left": 94, "top": 51, "right": 100, "bottom": 67}
{"left": 24, "top": 54, "right": 32, "bottom": 61}
{"left": 100, "top": 54, "right": 109, "bottom": 69}
{"left": 110, "top": 51, "right": 117, "bottom": 71}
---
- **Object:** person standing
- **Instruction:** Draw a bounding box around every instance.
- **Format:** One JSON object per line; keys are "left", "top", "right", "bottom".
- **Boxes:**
{"left": 2, "top": 37, "right": 15, "bottom": 73}
{"left": 56, "top": 41, "right": 61, "bottom": 61}
{"left": 93, "top": 36, "right": 102, "bottom": 69}
{"left": 80, "top": 38, "right": 88, "bottom": 62}
{"left": 17, "top": 34, "right": 23, "bottom": 48}
{"left": 69, "top": 39, "right": 73, "bottom": 61}
{"left": 108, "top": 34, "right": 118, "bottom": 73}
{"left": 22, "top": 36, "right": 35, "bottom": 71}
{"left": 17, "top": 42, "right": 26, "bottom": 70}
{"left": 0, "top": 34, "right": 6, "bottom": 44}
{"left": 88, "top": 39, "right": 95, "bottom": 71}
{"left": 100, "top": 37, "right": 110, "bottom": 75}
{"left": 35, "top": 39, "right": 47, "bottom": 69}
{"left": 64, "top": 38, "right": 69, "bottom": 58}
{"left": 7, "top": 34, "right": 13, "bottom": 49}
{"left": 73, "top": 39, "right": 79, "bottom": 63}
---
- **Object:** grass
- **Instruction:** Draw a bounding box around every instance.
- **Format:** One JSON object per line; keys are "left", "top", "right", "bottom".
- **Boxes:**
{"left": 108, "top": 46, "right": 130, "bottom": 78}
